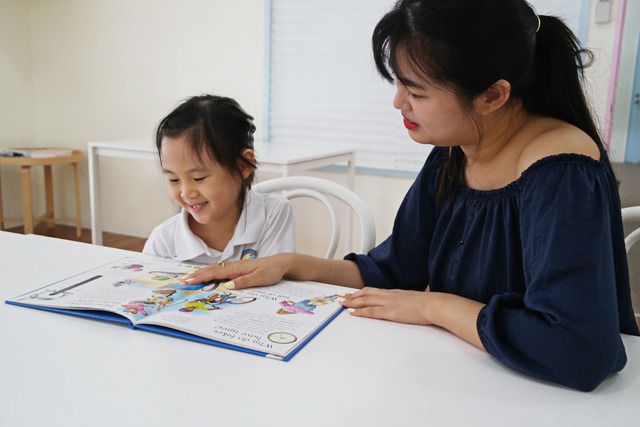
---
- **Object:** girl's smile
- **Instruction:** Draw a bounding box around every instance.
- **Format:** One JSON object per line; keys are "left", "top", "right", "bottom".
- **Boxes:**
{"left": 160, "top": 135, "right": 244, "bottom": 239}
{"left": 187, "top": 201, "right": 209, "bottom": 213}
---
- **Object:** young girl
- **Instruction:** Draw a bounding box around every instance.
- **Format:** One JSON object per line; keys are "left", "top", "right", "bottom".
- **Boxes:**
{"left": 184, "top": 1, "right": 639, "bottom": 390}
{"left": 143, "top": 95, "right": 296, "bottom": 264}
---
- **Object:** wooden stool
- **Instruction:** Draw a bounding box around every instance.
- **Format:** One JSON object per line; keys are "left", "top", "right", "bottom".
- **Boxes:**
{"left": 0, "top": 149, "right": 83, "bottom": 236}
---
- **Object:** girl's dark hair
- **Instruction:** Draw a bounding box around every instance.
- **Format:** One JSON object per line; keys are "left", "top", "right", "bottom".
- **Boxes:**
{"left": 372, "top": 0, "right": 603, "bottom": 202}
{"left": 156, "top": 94, "right": 257, "bottom": 208}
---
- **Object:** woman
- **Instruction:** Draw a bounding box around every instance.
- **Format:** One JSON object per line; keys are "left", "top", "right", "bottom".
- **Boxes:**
{"left": 184, "top": 0, "right": 639, "bottom": 391}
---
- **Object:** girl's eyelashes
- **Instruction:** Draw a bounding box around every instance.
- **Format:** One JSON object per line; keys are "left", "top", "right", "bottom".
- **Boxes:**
{"left": 166, "top": 176, "right": 208, "bottom": 183}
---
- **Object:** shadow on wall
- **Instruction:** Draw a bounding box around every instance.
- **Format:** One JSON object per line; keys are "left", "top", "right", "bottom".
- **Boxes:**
{"left": 612, "top": 162, "right": 640, "bottom": 316}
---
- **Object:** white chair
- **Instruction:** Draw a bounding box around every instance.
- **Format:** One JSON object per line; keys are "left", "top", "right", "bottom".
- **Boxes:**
{"left": 253, "top": 176, "right": 376, "bottom": 259}
{"left": 622, "top": 206, "right": 640, "bottom": 330}
{"left": 622, "top": 206, "right": 640, "bottom": 252}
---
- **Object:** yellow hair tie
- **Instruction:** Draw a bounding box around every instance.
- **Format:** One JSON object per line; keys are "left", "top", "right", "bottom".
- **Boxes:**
{"left": 536, "top": 14, "right": 541, "bottom": 33}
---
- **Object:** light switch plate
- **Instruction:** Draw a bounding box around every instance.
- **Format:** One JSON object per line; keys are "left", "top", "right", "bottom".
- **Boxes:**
{"left": 595, "top": 0, "right": 612, "bottom": 24}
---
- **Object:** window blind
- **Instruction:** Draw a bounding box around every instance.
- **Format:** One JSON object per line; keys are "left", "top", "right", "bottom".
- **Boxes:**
{"left": 266, "top": 0, "right": 588, "bottom": 174}
{"left": 267, "top": 0, "right": 432, "bottom": 173}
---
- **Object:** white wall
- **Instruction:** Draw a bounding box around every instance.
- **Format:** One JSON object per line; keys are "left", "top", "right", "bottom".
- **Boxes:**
{"left": 610, "top": 0, "right": 640, "bottom": 161}
{"left": 0, "top": 0, "right": 625, "bottom": 258}
{"left": 0, "top": 0, "right": 36, "bottom": 218}
{"left": 15, "top": 0, "right": 266, "bottom": 236}
{"left": 584, "top": 0, "right": 619, "bottom": 158}
{"left": 584, "top": 2, "right": 611, "bottom": 135}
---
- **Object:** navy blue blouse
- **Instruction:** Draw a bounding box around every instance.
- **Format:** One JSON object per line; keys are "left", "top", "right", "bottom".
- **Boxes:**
{"left": 346, "top": 146, "right": 639, "bottom": 391}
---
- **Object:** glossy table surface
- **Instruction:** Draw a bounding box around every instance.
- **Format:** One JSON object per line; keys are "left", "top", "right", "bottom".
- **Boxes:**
{"left": 1, "top": 231, "right": 639, "bottom": 427}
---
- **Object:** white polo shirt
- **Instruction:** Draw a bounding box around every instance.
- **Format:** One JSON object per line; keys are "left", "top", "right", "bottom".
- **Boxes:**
{"left": 142, "top": 190, "right": 295, "bottom": 264}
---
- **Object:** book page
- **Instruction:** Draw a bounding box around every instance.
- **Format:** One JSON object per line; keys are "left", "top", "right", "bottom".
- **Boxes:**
{"left": 9, "top": 256, "right": 353, "bottom": 357}
{"left": 9, "top": 257, "right": 206, "bottom": 323}
{"left": 138, "top": 279, "right": 352, "bottom": 358}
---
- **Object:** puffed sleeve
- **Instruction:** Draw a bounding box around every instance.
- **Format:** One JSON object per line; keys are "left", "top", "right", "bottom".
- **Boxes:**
{"left": 344, "top": 147, "right": 447, "bottom": 290}
{"left": 477, "top": 157, "right": 630, "bottom": 391}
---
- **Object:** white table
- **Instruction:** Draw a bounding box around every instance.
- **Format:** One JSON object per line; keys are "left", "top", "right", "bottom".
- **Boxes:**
{"left": 1, "top": 231, "right": 639, "bottom": 427}
{"left": 88, "top": 139, "right": 356, "bottom": 245}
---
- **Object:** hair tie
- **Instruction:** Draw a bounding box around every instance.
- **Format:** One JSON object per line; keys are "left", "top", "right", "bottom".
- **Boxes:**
{"left": 535, "top": 14, "right": 541, "bottom": 33}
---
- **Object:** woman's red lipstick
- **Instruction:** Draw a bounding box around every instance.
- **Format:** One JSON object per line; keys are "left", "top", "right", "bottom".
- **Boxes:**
{"left": 403, "top": 116, "right": 419, "bottom": 130}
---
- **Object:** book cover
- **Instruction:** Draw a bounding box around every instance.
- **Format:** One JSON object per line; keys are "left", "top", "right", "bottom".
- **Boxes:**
{"left": 6, "top": 256, "right": 350, "bottom": 360}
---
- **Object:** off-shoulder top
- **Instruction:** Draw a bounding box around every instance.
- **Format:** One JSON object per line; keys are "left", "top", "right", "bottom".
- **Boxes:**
{"left": 345, "top": 146, "right": 639, "bottom": 391}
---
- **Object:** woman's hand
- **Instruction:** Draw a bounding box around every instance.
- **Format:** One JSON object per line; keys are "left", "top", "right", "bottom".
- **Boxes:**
{"left": 340, "top": 287, "right": 434, "bottom": 325}
{"left": 182, "top": 254, "right": 291, "bottom": 290}
{"left": 341, "top": 287, "right": 487, "bottom": 351}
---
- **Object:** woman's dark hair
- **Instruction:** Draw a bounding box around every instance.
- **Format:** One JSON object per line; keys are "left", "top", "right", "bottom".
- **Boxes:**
{"left": 372, "top": 0, "right": 602, "bottom": 202}
{"left": 156, "top": 94, "right": 257, "bottom": 208}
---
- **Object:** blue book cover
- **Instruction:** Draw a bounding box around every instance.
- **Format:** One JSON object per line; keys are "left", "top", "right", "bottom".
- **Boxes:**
{"left": 6, "top": 256, "right": 348, "bottom": 361}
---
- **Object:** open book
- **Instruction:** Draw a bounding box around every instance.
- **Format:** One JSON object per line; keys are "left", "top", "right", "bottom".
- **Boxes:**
{"left": 6, "top": 256, "right": 351, "bottom": 361}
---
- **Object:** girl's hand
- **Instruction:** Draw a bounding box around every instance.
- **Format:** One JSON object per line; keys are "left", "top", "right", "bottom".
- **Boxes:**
{"left": 182, "top": 254, "right": 291, "bottom": 290}
{"left": 340, "top": 287, "right": 434, "bottom": 325}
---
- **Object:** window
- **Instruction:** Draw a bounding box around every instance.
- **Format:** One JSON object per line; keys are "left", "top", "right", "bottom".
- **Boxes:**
{"left": 266, "top": 0, "right": 428, "bottom": 175}
{"left": 265, "top": 0, "right": 589, "bottom": 175}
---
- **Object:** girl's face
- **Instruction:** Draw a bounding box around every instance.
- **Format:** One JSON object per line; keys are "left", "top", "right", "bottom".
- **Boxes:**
{"left": 160, "top": 135, "right": 245, "bottom": 229}
{"left": 392, "top": 55, "right": 479, "bottom": 148}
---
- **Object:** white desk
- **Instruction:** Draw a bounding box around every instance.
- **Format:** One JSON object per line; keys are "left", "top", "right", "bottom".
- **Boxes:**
{"left": 1, "top": 231, "right": 639, "bottom": 427}
{"left": 88, "top": 139, "right": 356, "bottom": 245}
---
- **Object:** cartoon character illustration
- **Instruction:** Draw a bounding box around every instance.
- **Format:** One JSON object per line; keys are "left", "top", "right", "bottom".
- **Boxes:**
{"left": 179, "top": 292, "right": 256, "bottom": 312}
{"left": 111, "top": 267, "right": 211, "bottom": 294}
{"left": 277, "top": 295, "right": 338, "bottom": 315}
{"left": 241, "top": 249, "right": 257, "bottom": 259}
{"left": 179, "top": 293, "right": 233, "bottom": 312}
{"left": 112, "top": 279, "right": 134, "bottom": 288}
{"left": 121, "top": 289, "right": 186, "bottom": 317}
{"left": 139, "top": 270, "right": 192, "bottom": 289}
{"left": 113, "top": 263, "right": 144, "bottom": 272}
{"left": 122, "top": 301, "right": 150, "bottom": 316}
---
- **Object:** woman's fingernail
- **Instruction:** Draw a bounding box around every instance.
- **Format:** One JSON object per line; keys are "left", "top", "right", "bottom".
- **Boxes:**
{"left": 224, "top": 281, "right": 235, "bottom": 290}
{"left": 348, "top": 308, "right": 356, "bottom": 313}
{"left": 338, "top": 297, "right": 346, "bottom": 303}
{"left": 184, "top": 278, "right": 194, "bottom": 283}
{"left": 338, "top": 292, "right": 346, "bottom": 296}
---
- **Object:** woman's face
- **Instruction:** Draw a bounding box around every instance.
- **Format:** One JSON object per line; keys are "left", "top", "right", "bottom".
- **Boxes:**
{"left": 392, "top": 55, "right": 479, "bottom": 148}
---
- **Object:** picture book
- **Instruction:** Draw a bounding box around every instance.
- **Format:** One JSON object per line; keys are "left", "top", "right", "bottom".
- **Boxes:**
{"left": 6, "top": 256, "right": 352, "bottom": 361}
{"left": 0, "top": 148, "right": 73, "bottom": 158}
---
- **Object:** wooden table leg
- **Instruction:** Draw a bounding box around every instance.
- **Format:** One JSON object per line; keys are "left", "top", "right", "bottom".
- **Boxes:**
{"left": 44, "top": 164, "right": 55, "bottom": 231}
{"left": 74, "top": 161, "right": 82, "bottom": 237}
{"left": 20, "top": 165, "right": 34, "bottom": 234}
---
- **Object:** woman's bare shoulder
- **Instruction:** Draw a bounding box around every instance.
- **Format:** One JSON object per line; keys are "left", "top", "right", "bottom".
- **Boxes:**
{"left": 517, "top": 119, "right": 600, "bottom": 175}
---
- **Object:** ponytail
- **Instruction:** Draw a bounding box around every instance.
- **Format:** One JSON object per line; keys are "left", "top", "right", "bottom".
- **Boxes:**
{"left": 525, "top": 15, "right": 603, "bottom": 148}
{"left": 372, "top": 0, "right": 603, "bottom": 204}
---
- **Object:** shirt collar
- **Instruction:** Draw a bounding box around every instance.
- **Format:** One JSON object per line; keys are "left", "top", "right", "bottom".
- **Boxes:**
{"left": 173, "top": 190, "right": 266, "bottom": 260}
